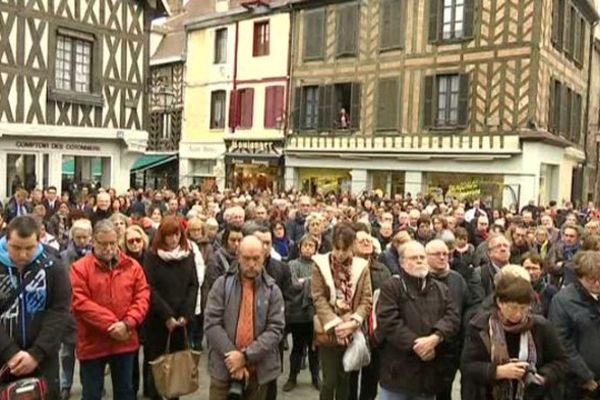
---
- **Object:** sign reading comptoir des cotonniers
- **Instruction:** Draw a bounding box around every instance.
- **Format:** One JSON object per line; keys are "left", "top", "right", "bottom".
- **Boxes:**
{"left": 15, "top": 141, "right": 101, "bottom": 152}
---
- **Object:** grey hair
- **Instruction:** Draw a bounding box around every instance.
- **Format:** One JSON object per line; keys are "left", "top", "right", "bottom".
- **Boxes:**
{"left": 437, "top": 230, "right": 456, "bottom": 248}
{"left": 93, "top": 219, "right": 116, "bottom": 238}
{"left": 398, "top": 240, "right": 425, "bottom": 266}
{"left": 70, "top": 219, "right": 92, "bottom": 237}
{"left": 109, "top": 213, "right": 128, "bottom": 225}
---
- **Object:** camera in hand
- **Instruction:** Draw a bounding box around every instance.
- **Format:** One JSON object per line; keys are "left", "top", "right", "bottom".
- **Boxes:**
{"left": 227, "top": 380, "right": 245, "bottom": 400}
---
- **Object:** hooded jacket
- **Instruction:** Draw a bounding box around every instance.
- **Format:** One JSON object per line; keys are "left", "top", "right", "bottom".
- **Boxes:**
{"left": 0, "top": 237, "right": 71, "bottom": 374}
{"left": 70, "top": 251, "right": 150, "bottom": 360}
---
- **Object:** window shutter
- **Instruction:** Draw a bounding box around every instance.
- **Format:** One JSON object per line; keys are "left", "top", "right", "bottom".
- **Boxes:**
{"left": 351, "top": 82, "right": 361, "bottom": 129}
{"left": 210, "top": 92, "right": 216, "bottom": 128}
{"left": 458, "top": 74, "right": 470, "bottom": 127}
{"left": 315, "top": 10, "right": 325, "bottom": 59}
{"left": 380, "top": 0, "right": 404, "bottom": 50}
{"left": 553, "top": 80, "right": 562, "bottom": 134}
{"left": 275, "top": 86, "right": 285, "bottom": 128}
{"left": 575, "top": 94, "right": 582, "bottom": 143}
{"left": 377, "top": 78, "right": 398, "bottom": 130}
{"left": 245, "top": 88, "right": 254, "bottom": 128}
{"left": 228, "top": 90, "right": 239, "bottom": 128}
{"left": 570, "top": 92, "right": 579, "bottom": 141}
{"left": 337, "top": 7, "right": 348, "bottom": 55}
{"left": 428, "top": 0, "right": 440, "bottom": 42}
{"left": 423, "top": 75, "right": 434, "bottom": 128}
{"left": 306, "top": 9, "right": 326, "bottom": 60}
{"left": 548, "top": 79, "right": 555, "bottom": 133}
{"left": 560, "top": 85, "right": 569, "bottom": 136}
{"left": 319, "top": 85, "right": 334, "bottom": 130}
{"left": 293, "top": 87, "right": 302, "bottom": 131}
{"left": 578, "top": 19, "right": 586, "bottom": 64}
{"left": 551, "top": 0, "right": 560, "bottom": 46}
{"left": 348, "top": 4, "right": 358, "bottom": 55}
{"left": 463, "top": 0, "right": 475, "bottom": 38}
{"left": 557, "top": 0, "right": 565, "bottom": 49}
{"left": 264, "top": 86, "right": 274, "bottom": 128}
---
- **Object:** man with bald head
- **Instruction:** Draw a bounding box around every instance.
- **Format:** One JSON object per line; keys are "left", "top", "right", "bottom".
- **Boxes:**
{"left": 376, "top": 241, "right": 460, "bottom": 400}
{"left": 204, "top": 236, "right": 285, "bottom": 400}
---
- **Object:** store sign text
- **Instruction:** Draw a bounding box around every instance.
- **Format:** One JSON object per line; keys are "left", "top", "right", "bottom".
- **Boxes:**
{"left": 16, "top": 141, "right": 101, "bottom": 152}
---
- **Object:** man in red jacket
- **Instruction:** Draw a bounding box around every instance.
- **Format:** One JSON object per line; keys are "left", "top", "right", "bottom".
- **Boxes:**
{"left": 71, "top": 219, "right": 150, "bottom": 400}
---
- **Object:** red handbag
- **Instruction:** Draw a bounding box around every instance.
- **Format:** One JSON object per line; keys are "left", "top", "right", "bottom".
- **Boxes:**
{"left": 0, "top": 364, "right": 47, "bottom": 400}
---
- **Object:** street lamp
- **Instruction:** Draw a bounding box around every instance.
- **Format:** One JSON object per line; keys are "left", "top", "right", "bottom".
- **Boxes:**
{"left": 157, "top": 85, "right": 174, "bottom": 142}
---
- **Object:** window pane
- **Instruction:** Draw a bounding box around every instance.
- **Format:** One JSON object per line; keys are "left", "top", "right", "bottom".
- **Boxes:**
{"left": 443, "top": 7, "right": 453, "bottom": 24}
{"left": 451, "top": 75, "right": 460, "bottom": 91}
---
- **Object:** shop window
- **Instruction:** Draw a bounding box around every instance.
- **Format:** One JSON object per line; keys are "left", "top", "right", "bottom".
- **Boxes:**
{"left": 253, "top": 21, "right": 270, "bottom": 57}
{"left": 61, "top": 155, "right": 111, "bottom": 195}
{"left": 55, "top": 33, "right": 93, "bottom": 93}
{"left": 210, "top": 90, "right": 226, "bottom": 129}
{"left": 214, "top": 28, "right": 227, "bottom": 64}
{"left": 423, "top": 73, "right": 469, "bottom": 129}
{"left": 6, "top": 154, "right": 37, "bottom": 196}
{"left": 303, "top": 8, "right": 326, "bottom": 61}
{"left": 336, "top": 3, "right": 359, "bottom": 57}
{"left": 428, "top": 0, "right": 473, "bottom": 42}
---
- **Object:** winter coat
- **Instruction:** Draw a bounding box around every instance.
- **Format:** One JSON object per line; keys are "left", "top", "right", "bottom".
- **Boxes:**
{"left": 204, "top": 270, "right": 285, "bottom": 385}
{"left": 0, "top": 237, "right": 71, "bottom": 392}
{"left": 311, "top": 253, "right": 372, "bottom": 333}
{"left": 70, "top": 252, "right": 150, "bottom": 360}
{"left": 205, "top": 247, "right": 236, "bottom": 296}
{"left": 548, "top": 280, "right": 600, "bottom": 389}
{"left": 376, "top": 270, "right": 460, "bottom": 396}
{"left": 287, "top": 258, "right": 315, "bottom": 323}
{"left": 286, "top": 214, "right": 307, "bottom": 243}
{"left": 377, "top": 246, "right": 400, "bottom": 275}
{"left": 60, "top": 242, "right": 90, "bottom": 344}
{"left": 461, "top": 311, "right": 568, "bottom": 400}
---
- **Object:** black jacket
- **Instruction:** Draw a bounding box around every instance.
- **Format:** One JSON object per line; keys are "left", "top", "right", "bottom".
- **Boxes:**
{"left": 0, "top": 242, "right": 71, "bottom": 395}
{"left": 461, "top": 311, "right": 568, "bottom": 400}
{"left": 376, "top": 270, "right": 460, "bottom": 396}
{"left": 548, "top": 280, "right": 600, "bottom": 387}
{"left": 377, "top": 246, "right": 400, "bottom": 275}
{"left": 286, "top": 214, "right": 306, "bottom": 243}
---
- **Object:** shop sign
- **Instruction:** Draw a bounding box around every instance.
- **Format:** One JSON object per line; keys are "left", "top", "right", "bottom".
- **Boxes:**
{"left": 226, "top": 140, "right": 284, "bottom": 156}
{"left": 230, "top": 158, "right": 274, "bottom": 167}
{"left": 15, "top": 141, "right": 101, "bottom": 152}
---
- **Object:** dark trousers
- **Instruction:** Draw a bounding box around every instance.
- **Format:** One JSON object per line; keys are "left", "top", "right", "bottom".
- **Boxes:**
{"left": 349, "top": 348, "right": 380, "bottom": 400}
{"left": 79, "top": 352, "right": 136, "bottom": 400}
{"left": 289, "top": 322, "right": 319, "bottom": 378}
{"left": 209, "top": 377, "right": 268, "bottom": 400}
{"left": 266, "top": 339, "right": 285, "bottom": 400}
{"left": 190, "top": 313, "right": 204, "bottom": 350}
{"left": 320, "top": 346, "right": 350, "bottom": 400}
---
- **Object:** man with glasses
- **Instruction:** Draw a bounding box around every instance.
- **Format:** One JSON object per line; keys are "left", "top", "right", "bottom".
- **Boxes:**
{"left": 426, "top": 239, "right": 474, "bottom": 400}
{"left": 43, "top": 186, "right": 62, "bottom": 221}
{"left": 0, "top": 216, "right": 71, "bottom": 399}
{"left": 549, "top": 251, "right": 600, "bottom": 399}
{"left": 71, "top": 219, "right": 150, "bottom": 399}
{"left": 377, "top": 240, "right": 460, "bottom": 400}
{"left": 479, "top": 235, "right": 511, "bottom": 298}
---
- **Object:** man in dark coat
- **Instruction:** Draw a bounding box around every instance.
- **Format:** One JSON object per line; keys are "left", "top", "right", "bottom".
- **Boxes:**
{"left": 477, "top": 234, "right": 511, "bottom": 299}
{"left": 4, "top": 189, "right": 32, "bottom": 223}
{"left": 549, "top": 250, "right": 600, "bottom": 399}
{"left": 376, "top": 241, "right": 460, "bottom": 400}
{"left": 42, "top": 186, "right": 62, "bottom": 221}
{"left": 0, "top": 216, "right": 71, "bottom": 399}
{"left": 286, "top": 196, "right": 311, "bottom": 243}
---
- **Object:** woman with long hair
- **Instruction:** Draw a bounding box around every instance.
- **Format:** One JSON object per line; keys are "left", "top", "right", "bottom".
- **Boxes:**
{"left": 461, "top": 268, "right": 568, "bottom": 400}
{"left": 142, "top": 216, "right": 199, "bottom": 400}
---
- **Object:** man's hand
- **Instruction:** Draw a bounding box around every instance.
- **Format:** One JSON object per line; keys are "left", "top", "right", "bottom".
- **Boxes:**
{"left": 177, "top": 317, "right": 187, "bottom": 326}
{"left": 8, "top": 351, "right": 38, "bottom": 377}
{"left": 582, "top": 379, "right": 599, "bottom": 392}
{"left": 231, "top": 367, "right": 250, "bottom": 382}
{"left": 166, "top": 317, "right": 179, "bottom": 332}
{"left": 496, "top": 362, "right": 529, "bottom": 381}
{"left": 412, "top": 334, "right": 441, "bottom": 360}
{"left": 225, "top": 351, "right": 246, "bottom": 373}
{"left": 108, "top": 322, "right": 130, "bottom": 342}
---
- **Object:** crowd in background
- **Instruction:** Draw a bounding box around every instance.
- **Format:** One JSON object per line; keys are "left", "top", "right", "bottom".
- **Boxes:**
{"left": 1, "top": 184, "right": 600, "bottom": 400}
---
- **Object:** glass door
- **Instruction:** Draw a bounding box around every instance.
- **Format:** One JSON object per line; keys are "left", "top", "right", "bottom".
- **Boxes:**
{"left": 6, "top": 153, "right": 37, "bottom": 196}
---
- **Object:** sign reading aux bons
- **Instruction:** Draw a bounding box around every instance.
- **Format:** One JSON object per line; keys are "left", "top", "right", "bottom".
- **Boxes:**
{"left": 16, "top": 141, "right": 101, "bottom": 152}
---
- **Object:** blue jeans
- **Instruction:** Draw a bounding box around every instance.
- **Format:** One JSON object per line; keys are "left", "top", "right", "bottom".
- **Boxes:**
{"left": 60, "top": 342, "right": 76, "bottom": 390}
{"left": 80, "top": 352, "right": 136, "bottom": 400}
{"left": 379, "top": 387, "right": 435, "bottom": 400}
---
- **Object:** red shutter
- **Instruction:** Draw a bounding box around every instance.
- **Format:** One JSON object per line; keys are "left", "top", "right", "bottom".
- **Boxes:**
{"left": 228, "top": 90, "right": 240, "bottom": 128}
{"left": 275, "top": 86, "right": 285, "bottom": 126}
{"left": 265, "top": 86, "right": 275, "bottom": 128}
{"left": 240, "top": 88, "right": 254, "bottom": 128}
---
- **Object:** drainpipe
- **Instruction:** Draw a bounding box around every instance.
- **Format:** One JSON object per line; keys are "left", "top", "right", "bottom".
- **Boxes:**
{"left": 284, "top": 3, "right": 294, "bottom": 136}
{"left": 232, "top": 20, "right": 240, "bottom": 134}
{"left": 583, "top": 19, "right": 598, "bottom": 202}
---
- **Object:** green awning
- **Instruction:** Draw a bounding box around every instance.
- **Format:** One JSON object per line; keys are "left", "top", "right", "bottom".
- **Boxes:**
{"left": 130, "top": 154, "right": 177, "bottom": 173}
{"left": 62, "top": 158, "right": 103, "bottom": 176}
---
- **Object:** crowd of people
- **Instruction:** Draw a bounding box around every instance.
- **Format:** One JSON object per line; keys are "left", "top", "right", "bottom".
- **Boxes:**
{"left": 0, "top": 185, "right": 600, "bottom": 400}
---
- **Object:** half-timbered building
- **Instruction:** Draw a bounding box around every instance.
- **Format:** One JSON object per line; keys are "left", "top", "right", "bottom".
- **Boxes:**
{"left": 0, "top": 0, "right": 164, "bottom": 200}
{"left": 285, "top": 0, "right": 599, "bottom": 207}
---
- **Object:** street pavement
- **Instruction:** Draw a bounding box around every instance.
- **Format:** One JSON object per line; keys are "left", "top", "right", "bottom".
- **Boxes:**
{"left": 69, "top": 345, "right": 461, "bottom": 399}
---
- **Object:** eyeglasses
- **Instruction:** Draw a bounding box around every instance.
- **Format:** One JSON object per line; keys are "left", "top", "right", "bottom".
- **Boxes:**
{"left": 127, "top": 238, "right": 143, "bottom": 245}
{"left": 406, "top": 255, "right": 426, "bottom": 261}
{"left": 95, "top": 241, "right": 118, "bottom": 249}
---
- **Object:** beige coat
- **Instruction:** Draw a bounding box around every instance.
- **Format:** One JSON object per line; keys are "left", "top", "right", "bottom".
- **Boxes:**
{"left": 311, "top": 253, "right": 372, "bottom": 332}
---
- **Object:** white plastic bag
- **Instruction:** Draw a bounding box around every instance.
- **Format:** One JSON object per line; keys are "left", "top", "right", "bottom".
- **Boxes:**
{"left": 343, "top": 330, "right": 371, "bottom": 372}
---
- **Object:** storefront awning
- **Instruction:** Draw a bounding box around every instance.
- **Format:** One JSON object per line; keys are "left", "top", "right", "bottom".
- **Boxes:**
{"left": 130, "top": 154, "right": 177, "bottom": 173}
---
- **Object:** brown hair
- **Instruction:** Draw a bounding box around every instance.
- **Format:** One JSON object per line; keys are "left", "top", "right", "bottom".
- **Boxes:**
{"left": 521, "top": 252, "right": 544, "bottom": 269}
{"left": 151, "top": 216, "right": 189, "bottom": 253}
{"left": 573, "top": 251, "right": 600, "bottom": 280}
{"left": 495, "top": 274, "right": 534, "bottom": 305}
{"left": 332, "top": 222, "right": 356, "bottom": 250}
{"left": 582, "top": 234, "right": 600, "bottom": 251}
{"left": 454, "top": 226, "right": 469, "bottom": 240}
